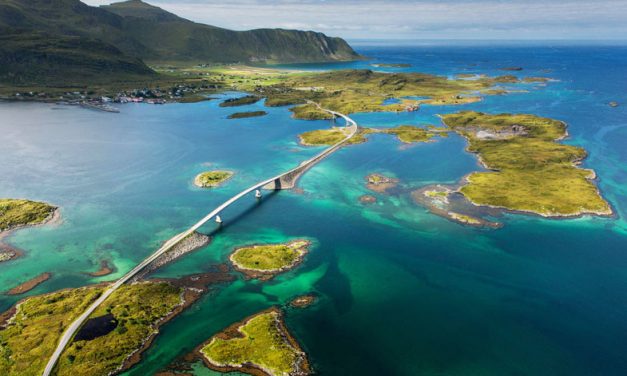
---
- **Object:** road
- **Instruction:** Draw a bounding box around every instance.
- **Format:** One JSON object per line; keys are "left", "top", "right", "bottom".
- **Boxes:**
{"left": 42, "top": 106, "right": 357, "bottom": 376}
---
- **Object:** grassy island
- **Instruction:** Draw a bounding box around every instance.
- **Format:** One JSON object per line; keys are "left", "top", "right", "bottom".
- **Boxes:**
{"left": 442, "top": 111, "right": 612, "bottom": 217}
{"left": 230, "top": 240, "right": 310, "bottom": 280}
{"left": 376, "top": 125, "right": 444, "bottom": 143}
{"left": 220, "top": 95, "right": 261, "bottom": 107}
{"left": 0, "top": 199, "right": 57, "bottom": 232}
{"left": 194, "top": 171, "right": 234, "bottom": 188}
{"left": 366, "top": 173, "right": 399, "bottom": 193}
{"left": 298, "top": 127, "right": 364, "bottom": 146}
{"left": 227, "top": 111, "right": 268, "bottom": 119}
{"left": 199, "top": 308, "right": 310, "bottom": 376}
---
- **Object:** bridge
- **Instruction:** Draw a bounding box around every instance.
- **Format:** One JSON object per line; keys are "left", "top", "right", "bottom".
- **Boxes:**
{"left": 42, "top": 105, "right": 358, "bottom": 376}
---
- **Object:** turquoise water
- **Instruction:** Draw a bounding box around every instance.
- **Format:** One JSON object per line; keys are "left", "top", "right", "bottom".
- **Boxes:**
{"left": 1, "top": 44, "right": 627, "bottom": 375}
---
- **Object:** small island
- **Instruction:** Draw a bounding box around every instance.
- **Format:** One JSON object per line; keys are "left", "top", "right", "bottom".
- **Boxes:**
{"left": 371, "top": 63, "right": 412, "bottom": 68}
{"left": 199, "top": 308, "right": 310, "bottom": 376}
{"left": 441, "top": 111, "right": 612, "bottom": 217}
{"left": 227, "top": 111, "right": 268, "bottom": 119}
{"left": 289, "top": 294, "right": 317, "bottom": 309}
{"left": 365, "top": 173, "right": 399, "bottom": 194}
{"left": 220, "top": 95, "right": 261, "bottom": 107}
{"left": 194, "top": 170, "right": 234, "bottom": 188}
{"left": 359, "top": 194, "right": 377, "bottom": 204}
{"left": 0, "top": 198, "right": 58, "bottom": 233}
{"left": 230, "top": 239, "right": 310, "bottom": 280}
{"left": 376, "top": 125, "right": 444, "bottom": 143}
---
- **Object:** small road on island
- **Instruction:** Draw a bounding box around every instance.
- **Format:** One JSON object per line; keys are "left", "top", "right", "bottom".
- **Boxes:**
{"left": 42, "top": 105, "right": 358, "bottom": 376}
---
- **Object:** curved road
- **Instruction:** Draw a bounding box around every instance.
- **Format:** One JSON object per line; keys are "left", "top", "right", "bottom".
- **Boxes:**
{"left": 42, "top": 106, "right": 358, "bottom": 376}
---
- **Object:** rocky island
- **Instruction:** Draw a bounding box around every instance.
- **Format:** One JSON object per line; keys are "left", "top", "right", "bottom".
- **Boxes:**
{"left": 230, "top": 240, "right": 311, "bottom": 280}
{"left": 198, "top": 308, "right": 310, "bottom": 376}
{"left": 194, "top": 171, "right": 234, "bottom": 188}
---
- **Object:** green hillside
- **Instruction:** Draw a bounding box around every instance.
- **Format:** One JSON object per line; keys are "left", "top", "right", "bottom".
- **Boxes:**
{"left": 103, "top": 0, "right": 361, "bottom": 63}
{"left": 0, "top": 29, "right": 155, "bottom": 86}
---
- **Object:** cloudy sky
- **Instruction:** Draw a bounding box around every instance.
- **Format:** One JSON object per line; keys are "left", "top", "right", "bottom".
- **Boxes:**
{"left": 83, "top": 0, "right": 627, "bottom": 41}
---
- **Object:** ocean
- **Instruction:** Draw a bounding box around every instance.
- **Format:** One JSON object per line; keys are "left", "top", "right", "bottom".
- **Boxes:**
{"left": 1, "top": 43, "right": 627, "bottom": 375}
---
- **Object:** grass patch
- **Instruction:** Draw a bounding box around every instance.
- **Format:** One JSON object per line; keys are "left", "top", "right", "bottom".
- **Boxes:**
{"left": 200, "top": 308, "right": 307, "bottom": 376}
{"left": 442, "top": 111, "right": 612, "bottom": 216}
{"left": 0, "top": 199, "right": 56, "bottom": 231}
{"left": 194, "top": 171, "right": 233, "bottom": 188}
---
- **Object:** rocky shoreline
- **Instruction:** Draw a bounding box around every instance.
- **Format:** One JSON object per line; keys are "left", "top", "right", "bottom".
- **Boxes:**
{"left": 133, "top": 231, "right": 211, "bottom": 281}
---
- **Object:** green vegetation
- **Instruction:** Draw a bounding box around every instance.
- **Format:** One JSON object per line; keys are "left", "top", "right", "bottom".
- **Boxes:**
{"left": 230, "top": 240, "right": 309, "bottom": 273}
{"left": 380, "top": 125, "right": 443, "bottom": 143}
{"left": 200, "top": 308, "right": 308, "bottom": 376}
{"left": 0, "top": 198, "right": 56, "bottom": 232}
{"left": 449, "top": 212, "right": 482, "bottom": 225}
{"left": 442, "top": 111, "right": 612, "bottom": 217}
{"left": 298, "top": 127, "right": 365, "bottom": 146}
{"left": 0, "top": 282, "right": 184, "bottom": 376}
{"left": 57, "top": 282, "right": 182, "bottom": 376}
{"left": 0, "top": 286, "right": 102, "bottom": 376}
{"left": 289, "top": 103, "right": 334, "bottom": 120}
{"left": 254, "top": 69, "right": 517, "bottom": 119}
{"left": 227, "top": 111, "right": 268, "bottom": 119}
{"left": 194, "top": 171, "right": 233, "bottom": 188}
{"left": 219, "top": 95, "right": 261, "bottom": 107}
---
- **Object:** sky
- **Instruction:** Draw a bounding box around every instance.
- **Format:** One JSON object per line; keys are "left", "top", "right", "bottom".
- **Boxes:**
{"left": 83, "top": 0, "right": 627, "bottom": 41}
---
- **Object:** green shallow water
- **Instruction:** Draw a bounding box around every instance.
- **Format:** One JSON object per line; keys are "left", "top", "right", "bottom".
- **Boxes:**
{"left": 2, "top": 45, "right": 627, "bottom": 375}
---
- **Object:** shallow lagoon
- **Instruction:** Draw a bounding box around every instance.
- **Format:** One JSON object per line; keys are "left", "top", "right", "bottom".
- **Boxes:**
{"left": 1, "top": 44, "right": 627, "bottom": 375}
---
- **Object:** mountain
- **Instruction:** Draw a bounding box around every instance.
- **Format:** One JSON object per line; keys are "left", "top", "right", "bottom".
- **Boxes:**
{"left": 101, "top": 0, "right": 361, "bottom": 63}
{"left": 0, "top": 29, "right": 155, "bottom": 86}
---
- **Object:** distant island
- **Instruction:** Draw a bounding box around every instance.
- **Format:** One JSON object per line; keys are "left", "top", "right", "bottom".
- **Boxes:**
{"left": 227, "top": 111, "right": 268, "bottom": 119}
{"left": 371, "top": 63, "right": 412, "bottom": 68}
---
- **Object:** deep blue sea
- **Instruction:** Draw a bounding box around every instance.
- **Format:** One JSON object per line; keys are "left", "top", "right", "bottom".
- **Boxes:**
{"left": 1, "top": 43, "right": 627, "bottom": 375}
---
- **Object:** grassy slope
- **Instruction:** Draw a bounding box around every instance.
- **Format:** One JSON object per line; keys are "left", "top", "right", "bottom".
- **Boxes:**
{"left": 102, "top": 0, "right": 361, "bottom": 63}
{"left": 0, "top": 198, "right": 56, "bottom": 231}
{"left": 0, "top": 282, "right": 183, "bottom": 376}
{"left": 0, "top": 31, "right": 156, "bottom": 86}
{"left": 442, "top": 111, "right": 612, "bottom": 216}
